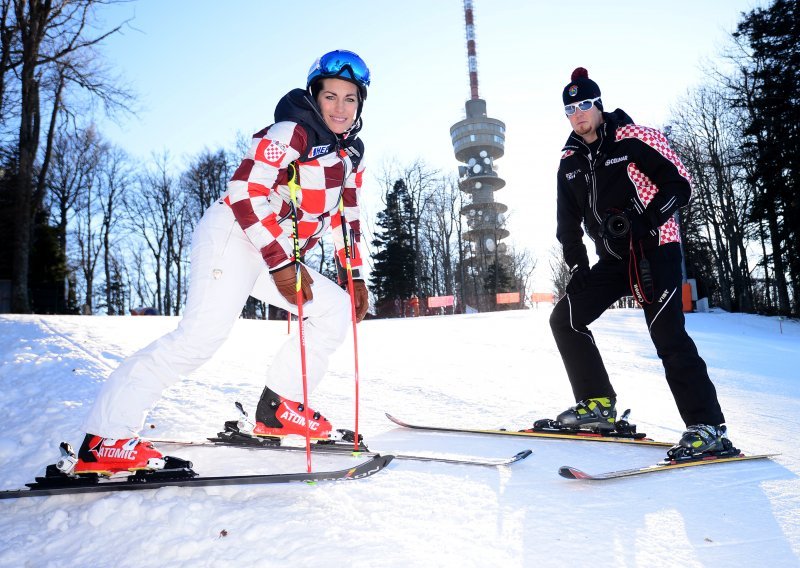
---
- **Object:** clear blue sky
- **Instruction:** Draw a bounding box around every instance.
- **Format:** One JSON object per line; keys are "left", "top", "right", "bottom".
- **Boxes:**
{"left": 95, "top": 0, "right": 763, "bottom": 288}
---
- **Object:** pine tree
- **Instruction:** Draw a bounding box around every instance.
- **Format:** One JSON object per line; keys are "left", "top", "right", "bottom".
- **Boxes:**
{"left": 483, "top": 261, "right": 515, "bottom": 310}
{"left": 371, "top": 179, "right": 417, "bottom": 317}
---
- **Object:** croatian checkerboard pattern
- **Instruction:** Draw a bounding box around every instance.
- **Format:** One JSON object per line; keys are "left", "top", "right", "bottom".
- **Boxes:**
{"left": 224, "top": 121, "right": 363, "bottom": 270}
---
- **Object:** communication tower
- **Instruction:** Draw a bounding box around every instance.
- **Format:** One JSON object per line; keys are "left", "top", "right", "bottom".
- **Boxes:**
{"left": 450, "top": 0, "right": 510, "bottom": 311}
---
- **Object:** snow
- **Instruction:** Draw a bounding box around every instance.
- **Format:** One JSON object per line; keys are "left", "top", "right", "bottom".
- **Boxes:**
{"left": 0, "top": 308, "right": 798, "bottom": 567}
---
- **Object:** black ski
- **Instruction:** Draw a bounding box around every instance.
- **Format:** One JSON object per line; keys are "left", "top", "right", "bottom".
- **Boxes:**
{"left": 0, "top": 454, "right": 393, "bottom": 500}
{"left": 559, "top": 452, "right": 777, "bottom": 481}
{"left": 151, "top": 430, "right": 532, "bottom": 468}
{"left": 385, "top": 413, "right": 673, "bottom": 447}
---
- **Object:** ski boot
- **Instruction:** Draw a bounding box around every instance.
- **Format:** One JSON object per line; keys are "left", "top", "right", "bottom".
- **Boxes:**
{"left": 71, "top": 434, "right": 168, "bottom": 476}
{"left": 555, "top": 397, "right": 617, "bottom": 432}
{"left": 667, "top": 424, "right": 738, "bottom": 461}
{"left": 248, "top": 387, "right": 332, "bottom": 440}
{"left": 219, "top": 401, "right": 365, "bottom": 450}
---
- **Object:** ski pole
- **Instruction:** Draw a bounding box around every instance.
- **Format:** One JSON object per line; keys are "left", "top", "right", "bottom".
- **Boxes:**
{"left": 288, "top": 164, "right": 312, "bottom": 472}
{"left": 338, "top": 196, "right": 362, "bottom": 452}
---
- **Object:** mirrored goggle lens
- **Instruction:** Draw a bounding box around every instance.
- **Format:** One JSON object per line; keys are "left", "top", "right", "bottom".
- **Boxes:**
{"left": 319, "top": 51, "right": 371, "bottom": 85}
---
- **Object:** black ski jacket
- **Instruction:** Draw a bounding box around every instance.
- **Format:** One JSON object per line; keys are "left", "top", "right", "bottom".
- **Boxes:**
{"left": 556, "top": 108, "right": 692, "bottom": 269}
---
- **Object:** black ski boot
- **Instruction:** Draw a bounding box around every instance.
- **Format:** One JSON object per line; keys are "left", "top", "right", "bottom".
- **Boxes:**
{"left": 555, "top": 397, "right": 617, "bottom": 432}
{"left": 667, "top": 424, "right": 738, "bottom": 460}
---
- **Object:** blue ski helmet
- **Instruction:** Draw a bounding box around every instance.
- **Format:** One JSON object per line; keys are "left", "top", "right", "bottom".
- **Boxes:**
{"left": 307, "top": 50, "right": 371, "bottom": 101}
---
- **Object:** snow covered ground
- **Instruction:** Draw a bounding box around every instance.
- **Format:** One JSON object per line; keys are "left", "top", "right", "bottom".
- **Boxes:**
{"left": 0, "top": 307, "right": 798, "bottom": 567}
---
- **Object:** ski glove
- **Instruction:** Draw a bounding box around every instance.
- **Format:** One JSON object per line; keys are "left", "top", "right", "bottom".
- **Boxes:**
{"left": 566, "top": 265, "right": 590, "bottom": 295}
{"left": 350, "top": 279, "right": 369, "bottom": 323}
{"left": 271, "top": 263, "right": 314, "bottom": 304}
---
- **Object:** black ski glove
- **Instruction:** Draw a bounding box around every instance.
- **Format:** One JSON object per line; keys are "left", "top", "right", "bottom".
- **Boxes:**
{"left": 566, "top": 265, "right": 590, "bottom": 295}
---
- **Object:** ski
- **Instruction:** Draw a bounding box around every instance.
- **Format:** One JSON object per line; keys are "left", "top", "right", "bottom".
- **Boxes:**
{"left": 151, "top": 431, "right": 532, "bottom": 468}
{"left": 558, "top": 452, "right": 778, "bottom": 481}
{"left": 385, "top": 413, "right": 673, "bottom": 447}
{"left": 0, "top": 454, "right": 393, "bottom": 500}
{"left": 214, "top": 402, "right": 531, "bottom": 467}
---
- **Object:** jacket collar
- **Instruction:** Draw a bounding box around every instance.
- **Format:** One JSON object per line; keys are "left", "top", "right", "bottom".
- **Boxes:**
{"left": 561, "top": 108, "right": 634, "bottom": 157}
{"left": 274, "top": 88, "right": 363, "bottom": 149}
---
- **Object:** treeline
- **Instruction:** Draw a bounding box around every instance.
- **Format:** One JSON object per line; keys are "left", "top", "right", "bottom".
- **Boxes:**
{"left": 2, "top": 1, "right": 797, "bottom": 318}
{"left": 4, "top": 126, "right": 246, "bottom": 314}
{"left": 668, "top": 0, "right": 798, "bottom": 316}
{"left": 1, "top": 0, "right": 133, "bottom": 313}
{"left": 369, "top": 160, "right": 535, "bottom": 317}
{"left": 0, "top": 1, "right": 276, "bottom": 316}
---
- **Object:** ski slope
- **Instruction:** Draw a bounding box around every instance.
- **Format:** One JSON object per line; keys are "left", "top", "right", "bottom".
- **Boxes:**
{"left": 0, "top": 308, "right": 798, "bottom": 567}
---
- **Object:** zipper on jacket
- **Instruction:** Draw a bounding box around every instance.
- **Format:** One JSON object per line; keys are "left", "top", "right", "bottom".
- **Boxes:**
{"left": 583, "top": 143, "right": 622, "bottom": 260}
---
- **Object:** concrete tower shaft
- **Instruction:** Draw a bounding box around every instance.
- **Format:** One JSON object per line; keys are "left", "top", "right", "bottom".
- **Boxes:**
{"left": 451, "top": 0, "right": 510, "bottom": 282}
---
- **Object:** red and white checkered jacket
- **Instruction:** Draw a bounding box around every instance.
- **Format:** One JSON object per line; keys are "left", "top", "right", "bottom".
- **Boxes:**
{"left": 223, "top": 120, "right": 364, "bottom": 273}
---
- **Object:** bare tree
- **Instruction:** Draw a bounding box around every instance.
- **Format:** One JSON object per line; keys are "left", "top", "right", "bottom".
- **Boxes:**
{"left": 126, "top": 151, "right": 189, "bottom": 315}
{"left": 71, "top": 132, "right": 105, "bottom": 312}
{"left": 168, "top": 189, "right": 190, "bottom": 314}
{"left": 46, "top": 123, "right": 97, "bottom": 255}
{"left": 0, "top": 0, "right": 17, "bottom": 125}
{"left": 97, "top": 144, "right": 129, "bottom": 314}
{"left": 127, "top": 244, "right": 155, "bottom": 310}
{"left": 125, "top": 156, "right": 169, "bottom": 315}
{"left": 182, "top": 148, "right": 231, "bottom": 220}
{"left": 549, "top": 245, "right": 570, "bottom": 299}
{"left": 426, "top": 175, "right": 460, "bottom": 298}
{"left": 7, "top": 0, "right": 131, "bottom": 313}
{"left": 507, "top": 243, "right": 536, "bottom": 308}
{"left": 670, "top": 86, "right": 755, "bottom": 312}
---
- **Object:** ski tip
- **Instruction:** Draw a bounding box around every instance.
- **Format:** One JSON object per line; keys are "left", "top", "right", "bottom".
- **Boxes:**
{"left": 384, "top": 413, "right": 408, "bottom": 427}
{"left": 513, "top": 449, "right": 534, "bottom": 463}
{"left": 558, "top": 466, "right": 592, "bottom": 480}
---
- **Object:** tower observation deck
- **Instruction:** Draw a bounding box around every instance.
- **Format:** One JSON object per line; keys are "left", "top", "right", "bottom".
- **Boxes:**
{"left": 450, "top": 0, "right": 510, "bottom": 311}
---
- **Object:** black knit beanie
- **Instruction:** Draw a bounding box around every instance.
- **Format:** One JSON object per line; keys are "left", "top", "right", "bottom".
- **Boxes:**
{"left": 562, "top": 67, "right": 603, "bottom": 111}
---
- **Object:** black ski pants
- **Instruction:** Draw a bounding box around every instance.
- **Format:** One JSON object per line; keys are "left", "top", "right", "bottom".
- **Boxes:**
{"left": 549, "top": 243, "right": 725, "bottom": 427}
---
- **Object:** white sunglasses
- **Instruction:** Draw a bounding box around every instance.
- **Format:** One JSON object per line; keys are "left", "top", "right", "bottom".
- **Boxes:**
{"left": 565, "top": 97, "right": 601, "bottom": 116}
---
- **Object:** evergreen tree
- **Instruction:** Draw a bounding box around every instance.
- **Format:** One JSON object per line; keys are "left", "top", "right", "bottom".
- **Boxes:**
{"left": 733, "top": 0, "right": 799, "bottom": 315}
{"left": 483, "top": 261, "right": 515, "bottom": 310}
{"left": 371, "top": 179, "right": 416, "bottom": 316}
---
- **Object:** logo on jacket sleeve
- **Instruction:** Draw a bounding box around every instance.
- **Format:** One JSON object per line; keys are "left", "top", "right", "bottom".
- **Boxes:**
{"left": 309, "top": 144, "right": 330, "bottom": 158}
{"left": 263, "top": 140, "right": 288, "bottom": 164}
{"left": 565, "top": 169, "right": 580, "bottom": 181}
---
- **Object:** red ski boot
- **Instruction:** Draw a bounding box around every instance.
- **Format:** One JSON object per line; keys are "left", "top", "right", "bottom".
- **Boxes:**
{"left": 73, "top": 434, "right": 166, "bottom": 476}
{"left": 252, "top": 387, "right": 332, "bottom": 440}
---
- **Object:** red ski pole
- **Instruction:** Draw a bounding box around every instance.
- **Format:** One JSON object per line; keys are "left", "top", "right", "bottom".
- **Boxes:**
{"left": 288, "top": 165, "right": 312, "bottom": 472}
{"left": 338, "top": 197, "right": 362, "bottom": 452}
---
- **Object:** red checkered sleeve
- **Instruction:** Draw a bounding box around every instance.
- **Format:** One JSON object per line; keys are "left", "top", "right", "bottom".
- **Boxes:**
{"left": 617, "top": 125, "right": 692, "bottom": 229}
{"left": 331, "top": 159, "right": 365, "bottom": 276}
{"left": 226, "top": 122, "right": 307, "bottom": 269}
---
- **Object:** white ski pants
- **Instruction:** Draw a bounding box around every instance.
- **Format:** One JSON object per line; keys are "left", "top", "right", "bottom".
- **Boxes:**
{"left": 83, "top": 201, "right": 351, "bottom": 438}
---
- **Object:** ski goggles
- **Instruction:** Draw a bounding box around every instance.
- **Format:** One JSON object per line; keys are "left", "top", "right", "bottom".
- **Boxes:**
{"left": 309, "top": 50, "right": 371, "bottom": 89}
{"left": 564, "top": 97, "right": 602, "bottom": 116}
